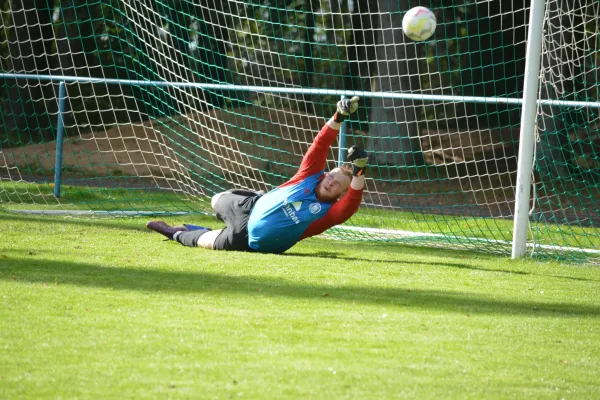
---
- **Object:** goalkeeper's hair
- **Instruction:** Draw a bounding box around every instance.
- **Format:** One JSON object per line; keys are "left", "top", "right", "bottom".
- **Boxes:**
{"left": 338, "top": 163, "right": 353, "bottom": 179}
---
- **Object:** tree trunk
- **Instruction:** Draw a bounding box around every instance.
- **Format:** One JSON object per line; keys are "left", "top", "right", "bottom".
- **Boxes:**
{"left": 161, "top": 2, "right": 198, "bottom": 114}
{"left": 298, "top": 0, "right": 317, "bottom": 114}
{"left": 56, "top": 0, "right": 99, "bottom": 128}
{"left": 461, "top": 1, "right": 526, "bottom": 129}
{"left": 368, "top": 0, "right": 422, "bottom": 166}
{"left": 345, "top": 0, "right": 378, "bottom": 126}
{"left": 5, "top": 0, "right": 54, "bottom": 138}
{"left": 196, "top": 0, "right": 232, "bottom": 109}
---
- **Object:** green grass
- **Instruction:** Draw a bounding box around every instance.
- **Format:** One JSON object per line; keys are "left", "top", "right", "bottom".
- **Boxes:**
{"left": 0, "top": 181, "right": 208, "bottom": 213}
{"left": 1, "top": 211, "right": 600, "bottom": 399}
{"left": 2, "top": 181, "right": 599, "bottom": 260}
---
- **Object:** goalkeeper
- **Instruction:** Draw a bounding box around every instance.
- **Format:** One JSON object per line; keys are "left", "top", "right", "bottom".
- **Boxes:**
{"left": 147, "top": 97, "right": 368, "bottom": 254}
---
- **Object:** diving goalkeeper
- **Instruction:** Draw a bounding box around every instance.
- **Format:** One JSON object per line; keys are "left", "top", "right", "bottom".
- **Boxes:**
{"left": 146, "top": 97, "right": 368, "bottom": 254}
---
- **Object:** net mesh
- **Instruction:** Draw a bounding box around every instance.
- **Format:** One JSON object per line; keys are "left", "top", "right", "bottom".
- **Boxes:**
{"left": 0, "top": 0, "right": 598, "bottom": 262}
{"left": 533, "top": 0, "right": 600, "bottom": 259}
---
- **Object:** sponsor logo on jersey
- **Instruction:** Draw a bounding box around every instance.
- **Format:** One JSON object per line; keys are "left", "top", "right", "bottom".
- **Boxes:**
{"left": 309, "top": 202, "right": 321, "bottom": 214}
{"left": 282, "top": 199, "right": 301, "bottom": 224}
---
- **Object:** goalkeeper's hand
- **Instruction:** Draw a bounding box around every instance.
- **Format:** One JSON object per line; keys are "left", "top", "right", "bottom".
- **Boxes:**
{"left": 334, "top": 96, "right": 360, "bottom": 123}
{"left": 347, "top": 145, "right": 369, "bottom": 177}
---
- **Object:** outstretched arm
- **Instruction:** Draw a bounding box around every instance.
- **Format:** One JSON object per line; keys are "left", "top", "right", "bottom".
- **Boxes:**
{"left": 286, "top": 118, "right": 341, "bottom": 183}
{"left": 281, "top": 97, "right": 360, "bottom": 187}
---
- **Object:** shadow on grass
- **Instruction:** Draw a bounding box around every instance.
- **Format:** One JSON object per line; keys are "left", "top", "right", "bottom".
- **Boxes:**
{"left": 3, "top": 210, "right": 596, "bottom": 283}
{"left": 1, "top": 255, "right": 599, "bottom": 318}
{"left": 0, "top": 212, "right": 217, "bottom": 233}
{"left": 286, "top": 251, "right": 597, "bottom": 283}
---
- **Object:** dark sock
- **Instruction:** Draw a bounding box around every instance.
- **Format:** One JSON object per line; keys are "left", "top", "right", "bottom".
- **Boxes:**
{"left": 175, "top": 229, "right": 211, "bottom": 247}
{"left": 184, "top": 224, "right": 211, "bottom": 231}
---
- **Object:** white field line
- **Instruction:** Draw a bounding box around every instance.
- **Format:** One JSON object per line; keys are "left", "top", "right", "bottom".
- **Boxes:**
{"left": 10, "top": 210, "right": 198, "bottom": 216}
{"left": 331, "top": 226, "right": 600, "bottom": 255}
{"left": 8, "top": 209, "right": 599, "bottom": 255}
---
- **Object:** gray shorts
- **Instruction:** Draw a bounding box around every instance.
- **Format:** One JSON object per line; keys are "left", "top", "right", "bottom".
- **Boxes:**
{"left": 213, "top": 192, "right": 261, "bottom": 251}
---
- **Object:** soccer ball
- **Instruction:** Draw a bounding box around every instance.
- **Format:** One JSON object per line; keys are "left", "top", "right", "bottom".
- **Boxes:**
{"left": 402, "top": 6, "right": 437, "bottom": 42}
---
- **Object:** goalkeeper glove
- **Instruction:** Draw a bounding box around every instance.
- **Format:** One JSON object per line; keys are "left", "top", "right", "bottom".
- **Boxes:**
{"left": 347, "top": 145, "right": 369, "bottom": 177}
{"left": 333, "top": 96, "right": 360, "bottom": 123}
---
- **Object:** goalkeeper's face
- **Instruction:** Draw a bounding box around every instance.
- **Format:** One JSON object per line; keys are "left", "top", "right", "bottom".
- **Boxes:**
{"left": 316, "top": 169, "right": 352, "bottom": 202}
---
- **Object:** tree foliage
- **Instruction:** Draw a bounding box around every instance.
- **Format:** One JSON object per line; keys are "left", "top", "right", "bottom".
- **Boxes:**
{"left": 0, "top": 0, "right": 597, "bottom": 175}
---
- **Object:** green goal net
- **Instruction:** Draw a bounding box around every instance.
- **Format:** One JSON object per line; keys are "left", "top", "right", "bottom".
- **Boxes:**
{"left": 0, "top": 0, "right": 598, "bottom": 262}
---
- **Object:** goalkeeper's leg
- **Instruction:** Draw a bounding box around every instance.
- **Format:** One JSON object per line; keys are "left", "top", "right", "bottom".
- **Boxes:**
{"left": 157, "top": 191, "right": 259, "bottom": 251}
{"left": 212, "top": 189, "right": 264, "bottom": 215}
{"left": 212, "top": 192, "right": 227, "bottom": 209}
{"left": 146, "top": 220, "right": 217, "bottom": 248}
{"left": 174, "top": 229, "right": 221, "bottom": 249}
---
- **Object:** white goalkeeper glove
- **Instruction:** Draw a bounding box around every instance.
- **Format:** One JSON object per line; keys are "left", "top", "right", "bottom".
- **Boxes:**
{"left": 347, "top": 145, "right": 369, "bottom": 177}
{"left": 334, "top": 96, "right": 360, "bottom": 123}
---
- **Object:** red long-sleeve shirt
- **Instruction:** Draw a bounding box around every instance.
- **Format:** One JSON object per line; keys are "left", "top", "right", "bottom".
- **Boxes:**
{"left": 277, "top": 121, "right": 364, "bottom": 240}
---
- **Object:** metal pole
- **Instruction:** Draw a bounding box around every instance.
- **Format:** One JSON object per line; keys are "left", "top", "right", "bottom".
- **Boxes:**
{"left": 1, "top": 72, "right": 600, "bottom": 108}
{"left": 53, "top": 82, "right": 67, "bottom": 197}
{"left": 512, "top": 0, "right": 547, "bottom": 259}
{"left": 338, "top": 95, "right": 347, "bottom": 167}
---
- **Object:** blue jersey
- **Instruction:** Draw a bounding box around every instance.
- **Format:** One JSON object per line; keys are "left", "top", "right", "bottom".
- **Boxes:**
{"left": 247, "top": 172, "right": 332, "bottom": 253}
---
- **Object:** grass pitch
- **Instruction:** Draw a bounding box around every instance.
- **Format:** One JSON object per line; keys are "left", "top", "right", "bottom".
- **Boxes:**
{"left": 1, "top": 211, "right": 599, "bottom": 399}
